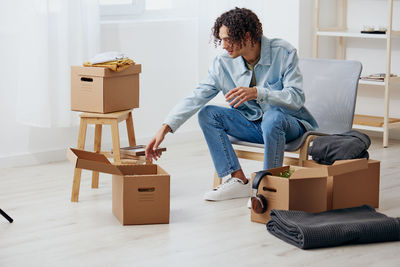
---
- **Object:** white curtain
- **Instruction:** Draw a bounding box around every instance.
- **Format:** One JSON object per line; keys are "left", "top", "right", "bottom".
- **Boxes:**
{"left": 11, "top": 0, "right": 100, "bottom": 127}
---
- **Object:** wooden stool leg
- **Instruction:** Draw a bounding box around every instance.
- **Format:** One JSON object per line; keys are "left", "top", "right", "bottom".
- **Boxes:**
{"left": 71, "top": 119, "right": 88, "bottom": 202}
{"left": 111, "top": 120, "right": 121, "bottom": 163}
{"left": 92, "top": 124, "right": 102, "bottom": 189}
{"left": 126, "top": 111, "right": 136, "bottom": 146}
{"left": 213, "top": 170, "right": 222, "bottom": 188}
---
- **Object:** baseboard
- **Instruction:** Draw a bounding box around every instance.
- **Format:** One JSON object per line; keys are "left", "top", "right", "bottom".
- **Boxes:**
{"left": 0, "top": 130, "right": 204, "bottom": 168}
{"left": 0, "top": 148, "right": 69, "bottom": 169}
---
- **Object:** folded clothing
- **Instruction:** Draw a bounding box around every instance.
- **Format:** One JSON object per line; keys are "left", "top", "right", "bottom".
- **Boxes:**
{"left": 83, "top": 51, "right": 135, "bottom": 72}
{"left": 83, "top": 58, "right": 135, "bottom": 72}
{"left": 267, "top": 205, "right": 400, "bottom": 249}
{"left": 308, "top": 130, "right": 371, "bottom": 165}
{"left": 89, "top": 51, "right": 127, "bottom": 64}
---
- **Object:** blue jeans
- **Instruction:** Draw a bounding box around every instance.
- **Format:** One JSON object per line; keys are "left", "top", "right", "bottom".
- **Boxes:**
{"left": 198, "top": 105, "right": 306, "bottom": 178}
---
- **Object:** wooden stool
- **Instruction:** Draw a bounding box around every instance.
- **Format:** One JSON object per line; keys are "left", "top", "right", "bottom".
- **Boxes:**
{"left": 71, "top": 109, "right": 136, "bottom": 202}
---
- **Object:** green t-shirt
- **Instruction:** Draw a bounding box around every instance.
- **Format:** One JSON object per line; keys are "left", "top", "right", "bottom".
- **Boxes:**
{"left": 245, "top": 57, "right": 260, "bottom": 87}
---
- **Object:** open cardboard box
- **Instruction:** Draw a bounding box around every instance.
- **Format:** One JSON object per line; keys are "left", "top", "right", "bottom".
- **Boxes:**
{"left": 71, "top": 64, "right": 141, "bottom": 113}
{"left": 67, "top": 148, "right": 170, "bottom": 225}
{"left": 303, "top": 159, "right": 379, "bottom": 210}
{"left": 250, "top": 159, "right": 368, "bottom": 224}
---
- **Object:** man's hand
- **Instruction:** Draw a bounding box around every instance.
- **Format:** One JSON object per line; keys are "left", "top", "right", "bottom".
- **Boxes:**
{"left": 225, "top": 87, "right": 257, "bottom": 108}
{"left": 145, "top": 124, "right": 171, "bottom": 162}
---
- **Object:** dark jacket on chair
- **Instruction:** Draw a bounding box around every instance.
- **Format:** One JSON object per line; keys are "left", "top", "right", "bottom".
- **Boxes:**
{"left": 308, "top": 130, "right": 371, "bottom": 165}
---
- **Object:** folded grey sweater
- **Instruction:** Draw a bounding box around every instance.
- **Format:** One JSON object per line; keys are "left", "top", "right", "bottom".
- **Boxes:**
{"left": 266, "top": 205, "right": 400, "bottom": 249}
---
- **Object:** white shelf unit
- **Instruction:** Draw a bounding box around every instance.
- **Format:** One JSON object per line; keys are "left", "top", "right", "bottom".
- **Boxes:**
{"left": 313, "top": 0, "right": 400, "bottom": 147}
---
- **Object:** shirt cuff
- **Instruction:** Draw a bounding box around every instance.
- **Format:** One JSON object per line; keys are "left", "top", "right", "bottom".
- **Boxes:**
{"left": 163, "top": 118, "right": 179, "bottom": 133}
{"left": 256, "top": 86, "right": 269, "bottom": 104}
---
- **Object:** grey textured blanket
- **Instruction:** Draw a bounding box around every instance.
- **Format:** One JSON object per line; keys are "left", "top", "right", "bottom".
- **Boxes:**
{"left": 266, "top": 205, "right": 400, "bottom": 249}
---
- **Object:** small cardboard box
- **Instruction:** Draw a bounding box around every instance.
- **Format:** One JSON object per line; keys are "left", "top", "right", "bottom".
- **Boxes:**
{"left": 71, "top": 64, "right": 141, "bottom": 113}
{"left": 250, "top": 159, "right": 368, "bottom": 224}
{"left": 67, "top": 148, "right": 170, "bottom": 225}
{"left": 303, "top": 159, "right": 379, "bottom": 210}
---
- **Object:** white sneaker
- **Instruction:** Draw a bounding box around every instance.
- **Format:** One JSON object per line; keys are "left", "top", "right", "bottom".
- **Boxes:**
{"left": 204, "top": 177, "right": 250, "bottom": 201}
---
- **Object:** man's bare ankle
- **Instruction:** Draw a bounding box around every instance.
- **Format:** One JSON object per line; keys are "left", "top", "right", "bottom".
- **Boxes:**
{"left": 232, "top": 175, "right": 249, "bottom": 184}
{"left": 238, "top": 177, "right": 249, "bottom": 184}
{"left": 231, "top": 171, "right": 248, "bottom": 184}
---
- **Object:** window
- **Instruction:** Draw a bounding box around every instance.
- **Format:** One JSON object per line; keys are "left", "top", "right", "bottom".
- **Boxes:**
{"left": 100, "top": 0, "right": 197, "bottom": 21}
{"left": 146, "top": 0, "right": 172, "bottom": 10}
{"left": 99, "top": 0, "right": 145, "bottom": 16}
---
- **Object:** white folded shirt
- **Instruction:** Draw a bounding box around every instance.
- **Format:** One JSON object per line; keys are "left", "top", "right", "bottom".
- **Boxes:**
{"left": 89, "top": 51, "right": 127, "bottom": 64}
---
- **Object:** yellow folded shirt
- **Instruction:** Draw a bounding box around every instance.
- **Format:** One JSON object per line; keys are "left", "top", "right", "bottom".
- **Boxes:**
{"left": 83, "top": 58, "right": 135, "bottom": 72}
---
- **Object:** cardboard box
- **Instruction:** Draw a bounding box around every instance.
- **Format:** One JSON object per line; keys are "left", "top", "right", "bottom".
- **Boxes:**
{"left": 303, "top": 159, "right": 380, "bottom": 210}
{"left": 250, "top": 159, "right": 368, "bottom": 224}
{"left": 67, "top": 148, "right": 170, "bottom": 225}
{"left": 71, "top": 64, "right": 141, "bottom": 113}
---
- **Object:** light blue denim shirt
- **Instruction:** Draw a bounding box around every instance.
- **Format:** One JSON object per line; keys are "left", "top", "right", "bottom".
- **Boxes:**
{"left": 164, "top": 36, "right": 318, "bottom": 133}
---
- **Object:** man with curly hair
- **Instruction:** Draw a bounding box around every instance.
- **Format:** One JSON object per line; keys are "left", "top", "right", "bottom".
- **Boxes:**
{"left": 145, "top": 7, "right": 318, "bottom": 202}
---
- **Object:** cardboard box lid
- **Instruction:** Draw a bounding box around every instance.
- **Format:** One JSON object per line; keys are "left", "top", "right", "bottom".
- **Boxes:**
{"left": 294, "top": 158, "right": 369, "bottom": 179}
{"left": 67, "top": 148, "right": 123, "bottom": 175}
{"left": 71, "top": 64, "right": 142, "bottom": 78}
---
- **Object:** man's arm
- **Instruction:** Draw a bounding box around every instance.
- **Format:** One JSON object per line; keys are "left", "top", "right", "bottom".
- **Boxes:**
{"left": 145, "top": 58, "right": 221, "bottom": 161}
{"left": 256, "top": 49, "right": 305, "bottom": 111}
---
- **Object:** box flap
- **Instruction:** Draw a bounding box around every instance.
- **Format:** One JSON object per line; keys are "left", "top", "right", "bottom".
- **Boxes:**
{"left": 71, "top": 66, "right": 106, "bottom": 77}
{"left": 71, "top": 64, "right": 141, "bottom": 78}
{"left": 67, "top": 148, "right": 123, "bottom": 175}
{"left": 297, "top": 158, "right": 369, "bottom": 179}
{"left": 104, "top": 64, "right": 141, "bottom": 77}
{"left": 290, "top": 166, "right": 328, "bottom": 179}
{"left": 327, "top": 158, "right": 368, "bottom": 176}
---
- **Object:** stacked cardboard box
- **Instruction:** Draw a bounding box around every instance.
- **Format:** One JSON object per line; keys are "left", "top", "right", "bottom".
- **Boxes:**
{"left": 69, "top": 63, "right": 172, "bottom": 225}
{"left": 303, "top": 159, "right": 380, "bottom": 210}
{"left": 71, "top": 64, "right": 141, "bottom": 113}
{"left": 250, "top": 159, "right": 379, "bottom": 224}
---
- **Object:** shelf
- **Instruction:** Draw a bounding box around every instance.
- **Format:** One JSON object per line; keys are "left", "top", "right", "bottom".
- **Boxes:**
{"left": 359, "top": 79, "right": 385, "bottom": 86}
{"left": 315, "top": 0, "right": 398, "bottom": 147}
{"left": 353, "top": 114, "right": 400, "bottom": 128}
{"left": 317, "top": 30, "right": 389, "bottom": 39}
{"left": 359, "top": 77, "right": 400, "bottom": 86}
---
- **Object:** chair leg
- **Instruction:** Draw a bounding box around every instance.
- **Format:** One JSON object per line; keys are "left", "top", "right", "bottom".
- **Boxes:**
{"left": 111, "top": 120, "right": 121, "bottom": 164}
{"left": 298, "top": 135, "right": 317, "bottom": 166}
{"left": 213, "top": 171, "right": 222, "bottom": 188}
{"left": 126, "top": 111, "right": 136, "bottom": 147}
{"left": 71, "top": 119, "right": 88, "bottom": 202}
{"left": 92, "top": 124, "right": 102, "bottom": 189}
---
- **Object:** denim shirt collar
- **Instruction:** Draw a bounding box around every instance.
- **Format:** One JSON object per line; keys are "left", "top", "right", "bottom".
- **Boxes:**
{"left": 235, "top": 36, "right": 271, "bottom": 75}
{"left": 258, "top": 36, "right": 272, "bottom": 66}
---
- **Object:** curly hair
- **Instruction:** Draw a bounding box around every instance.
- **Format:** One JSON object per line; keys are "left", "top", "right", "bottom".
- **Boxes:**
{"left": 212, "top": 7, "right": 263, "bottom": 49}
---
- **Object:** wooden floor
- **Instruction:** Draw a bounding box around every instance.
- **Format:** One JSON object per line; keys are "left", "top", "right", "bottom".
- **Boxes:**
{"left": 1, "top": 136, "right": 400, "bottom": 266}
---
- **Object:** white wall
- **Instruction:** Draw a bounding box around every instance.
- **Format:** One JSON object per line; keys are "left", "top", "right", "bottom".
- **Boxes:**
{"left": 100, "top": 18, "right": 200, "bottom": 139}
{"left": 299, "top": 0, "right": 314, "bottom": 58}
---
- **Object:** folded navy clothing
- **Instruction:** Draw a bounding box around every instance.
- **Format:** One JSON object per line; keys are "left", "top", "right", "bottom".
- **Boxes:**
{"left": 266, "top": 205, "right": 400, "bottom": 249}
{"left": 308, "top": 130, "right": 371, "bottom": 165}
